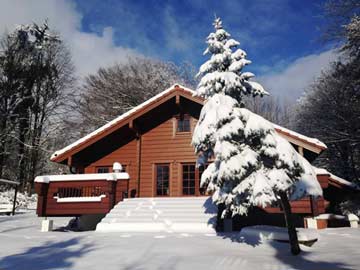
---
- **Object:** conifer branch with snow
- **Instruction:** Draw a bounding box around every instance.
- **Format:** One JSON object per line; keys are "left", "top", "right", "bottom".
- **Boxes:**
{"left": 192, "top": 17, "right": 322, "bottom": 255}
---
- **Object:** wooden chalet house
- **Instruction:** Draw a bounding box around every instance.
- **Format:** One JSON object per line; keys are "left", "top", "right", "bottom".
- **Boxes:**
{"left": 35, "top": 85, "right": 357, "bottom": 232}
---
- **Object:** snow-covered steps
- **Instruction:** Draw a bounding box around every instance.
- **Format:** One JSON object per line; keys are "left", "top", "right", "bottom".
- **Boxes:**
{"left": 96, "top": 197, "right": 217, "bottom": 233}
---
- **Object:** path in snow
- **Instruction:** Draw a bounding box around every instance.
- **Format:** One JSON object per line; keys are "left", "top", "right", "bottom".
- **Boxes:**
{"left": 0, "top": 211, "right": 359, "bottom": 270}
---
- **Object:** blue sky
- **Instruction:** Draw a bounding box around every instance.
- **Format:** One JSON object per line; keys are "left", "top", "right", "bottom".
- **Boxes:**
{"left": 0, "top": 0, "right": 338, "bottom": 101}
{"left": 74, "top": 0, "right": 331, "bottom": 76}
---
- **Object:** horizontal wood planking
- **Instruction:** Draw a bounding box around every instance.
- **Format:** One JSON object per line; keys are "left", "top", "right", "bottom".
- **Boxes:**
{"left": 264, "top": 197, "right": 325, "bottom": 214}
{"left": 38, "top": 179, "right": 129, "bottom": 216}
{"left": 317, "top": 174, "right": 329, "bottom": 188}
{"left": 85, "top": 140, "right": 137, "bottom": 192}
{"left": 46, "top": 208, "right": 109, "bottom": 215}
{"left": 141, "top": 117, "right": 197, "bottom": 197}
{"left": 46, "top": 200, "right": 110, "bottom": 209}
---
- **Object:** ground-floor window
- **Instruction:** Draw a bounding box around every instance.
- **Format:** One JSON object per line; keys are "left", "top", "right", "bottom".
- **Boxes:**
{"left": 96, "top": 164, "right": 127, "bottom": 173}
{"left": 182, "top": 163, "right": 209, "bottom": 196}
{"left": 96, "top": 166, "right": 110, "bottom": 173}
{"left": 182, "top": 164, "right": 196, "bottom": 195}
{"left": 156, "top": 164, "right": 170, "bottom": 196}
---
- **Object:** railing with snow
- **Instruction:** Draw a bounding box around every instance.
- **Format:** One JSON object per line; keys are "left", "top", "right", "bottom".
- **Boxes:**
{"left": 34, "top": 167, "right": 130, "bottom": 217}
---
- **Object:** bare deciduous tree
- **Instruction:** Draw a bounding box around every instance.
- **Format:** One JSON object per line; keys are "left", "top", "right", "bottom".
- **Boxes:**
{"left": 244, "top": 96, "right": 294, "bottom": 128}
{"left": 70, "top": 57, "right": 196, "bottom": 136}
{"left": 294, "top": 17, "right": 360, "bottom": 185}
{"left": 0, "top": 22, "right": 75, "bottom": 191}
{"left": 321, "top": 0, "right": 360, "bottom": 42}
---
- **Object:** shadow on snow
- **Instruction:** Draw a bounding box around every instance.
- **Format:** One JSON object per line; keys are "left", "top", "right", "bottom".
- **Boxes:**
{"left": 219, "top": 230, "right": 354, "bottom": 269}
{"left": 0, "top": 237, "right": 93, "bottom": 270}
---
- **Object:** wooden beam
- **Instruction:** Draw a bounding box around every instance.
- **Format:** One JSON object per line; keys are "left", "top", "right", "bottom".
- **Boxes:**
{"left": 67, "top": 156, "right": 72, "bottom": 167}
{"left": 136, "top": 135, "right": 142, "bottom": 197}
{"left": 0, "top": 179, "right": 20, "bottom": 185}
{"left": 129, "top": 120, "right": 140, "bottom": 138}
{"left": 298, "top": 146, "right": 304, "bottom": 156}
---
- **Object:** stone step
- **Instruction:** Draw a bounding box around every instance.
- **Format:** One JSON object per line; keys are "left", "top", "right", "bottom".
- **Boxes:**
{"left": 123, "top": 197, "right": 211, "bottom": 202}
{"left": 102, "top": 216, "right": 213, "bottom": 223}
{"left": 96, "top": 222, "right": 167, "bottom": 233}
{"left": 117, "top": 202, "right": 212, "bottom": 208}
{"left": 106, "top": 213, "right": 214, "bottom": 219}
{"left": 96, "top": 196, "right": 217, "bottom": 233}
{"left": 114, "top": 203, "right": 215, "bottom": 209}
{"left": 108, "top": 207, "right": 216, "bottom": 213}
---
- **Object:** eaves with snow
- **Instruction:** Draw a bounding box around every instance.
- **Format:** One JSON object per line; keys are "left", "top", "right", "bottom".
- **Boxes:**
{"left": 51, "top": 84, "right": 327, "bottom": 163}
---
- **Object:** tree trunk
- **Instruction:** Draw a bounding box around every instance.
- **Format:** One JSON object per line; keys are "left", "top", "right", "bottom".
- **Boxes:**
{"left": 17, "top": 116, "right": 28, "bottom": 192}
{"left": 0, "top": 117, "right": 8, "bottom": 178}
{"left": 279, "top": 191, "right": 301, "bottom": 255}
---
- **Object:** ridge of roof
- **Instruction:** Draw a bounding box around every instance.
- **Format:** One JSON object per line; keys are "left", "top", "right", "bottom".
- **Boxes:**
{"left": 51, "top": 84, "right": 327, "bottom": 162}
{"left": 51, "top": 84, "right": 194, "bottom": 161}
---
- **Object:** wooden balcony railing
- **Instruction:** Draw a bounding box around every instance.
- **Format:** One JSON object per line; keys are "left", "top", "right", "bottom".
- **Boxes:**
{"left": 34, "top": 172, "right": 130, "bottom": 217}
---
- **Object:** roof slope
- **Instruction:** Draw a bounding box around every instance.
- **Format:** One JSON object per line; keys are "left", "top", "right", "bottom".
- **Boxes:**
{"left": 51, "top": 84, "right": 326, "bottom": 163}
{"left": 51, "top": 84, "right": 199, "bottom": 162}
{"left": 273, "top": 124, "right": 327, "bottom": 150}
{"left": 314, "top": 167, "right": 359, "bottom": 191}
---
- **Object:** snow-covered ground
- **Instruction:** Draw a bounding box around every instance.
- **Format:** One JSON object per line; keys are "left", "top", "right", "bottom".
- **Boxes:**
{"left": 0, "top": 211, "right": 359, "bottom": 270}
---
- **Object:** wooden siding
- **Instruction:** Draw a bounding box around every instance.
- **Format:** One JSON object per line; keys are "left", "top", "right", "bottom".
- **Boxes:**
{"left": 81, "top": 114, "right": 328, "bottom": 216}
{"left": 35, "top": 179, "right": 129, "bottom": 217}
{"left": 84, "top": 116, "right": 198, "bottom": 197}
{"left": 85, "top": 140, "right": 138, "bottom": 194}
{"left": 265, "top": 197, "right": 326, "bottom": 214}
{"left": 141, "top": 116, "right": 197, "bottom": 197}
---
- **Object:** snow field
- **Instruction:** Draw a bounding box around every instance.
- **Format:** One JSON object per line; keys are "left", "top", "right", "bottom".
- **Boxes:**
{"left": 1, "top": 211, "right": 360, "bottom": 270}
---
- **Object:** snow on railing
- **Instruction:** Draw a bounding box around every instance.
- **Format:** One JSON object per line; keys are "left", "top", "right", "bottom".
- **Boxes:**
{"left": 34, "top": 172, "right": 129, "bottom": 183}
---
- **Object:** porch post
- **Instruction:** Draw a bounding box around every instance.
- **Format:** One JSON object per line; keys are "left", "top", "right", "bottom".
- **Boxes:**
{"left": 107, "top": 180, "right": 117, "bottom": 211}
{"left": 35, "top": 182, "right": 49, "bottom": 217}
{"left": 310, "top": 196, "right": 319, "bottom": 217}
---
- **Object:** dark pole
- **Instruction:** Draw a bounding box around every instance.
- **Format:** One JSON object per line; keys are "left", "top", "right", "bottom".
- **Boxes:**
{"left": 12, "top": 184, "right": 18, "bottom": 215}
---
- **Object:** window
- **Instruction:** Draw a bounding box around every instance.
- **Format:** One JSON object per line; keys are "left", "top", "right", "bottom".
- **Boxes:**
{"left": 177, "top": 116, "right": 190, "bottom": 132}
{"left": 182, "top": 164, "right": 196, "bottom": 195}
{"left": 97, "top": 167, "right": 109, "bottom": 173}
{"left": 96, "top": 164, "right": 127, "bottom": 173}
{"left": 156, "top": 164, "right": 170, "bottom": 196}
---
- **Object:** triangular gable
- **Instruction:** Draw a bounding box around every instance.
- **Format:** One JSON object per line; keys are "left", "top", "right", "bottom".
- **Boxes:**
{"left": 51, "top": 84, "right": 202, "bottom": 163}
{"left": 51, "top": 84, "right": 327, "bottom": 163}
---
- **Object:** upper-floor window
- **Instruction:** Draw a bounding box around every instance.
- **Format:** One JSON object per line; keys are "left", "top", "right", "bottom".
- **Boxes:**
{"left": 177, "top": 115, "right": 190, "bottom": 133}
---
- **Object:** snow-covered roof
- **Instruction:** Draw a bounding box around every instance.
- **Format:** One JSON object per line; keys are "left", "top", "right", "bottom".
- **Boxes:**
{"left": 34, "top": 172, "right": 130, "bottom": 183}
{"left": 51, "top": 84, "right": 196, "bottom": 161}
{"left": 273, "top": 124, "right": 327, "bottom": 150}
{"left": 51, "top": 84, "right": 326, "bottom": 162}
{"left": 313, "top": 167, "right": 359, "bottom": 190}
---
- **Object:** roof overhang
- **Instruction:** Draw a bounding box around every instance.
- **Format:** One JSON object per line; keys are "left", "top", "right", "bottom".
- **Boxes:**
{"left": 51, "top": 85, "right": 203, "bottom": 164}
{"left": 51, "top": 84, "right": 327, "bottom": 165}
{"left": 314, "top": 167, "right": 359, "bottom": 191}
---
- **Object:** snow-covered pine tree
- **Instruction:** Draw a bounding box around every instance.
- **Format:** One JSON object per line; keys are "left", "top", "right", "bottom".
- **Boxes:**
{"left": 192, "top": 17, "right": 322, "bottom": 255}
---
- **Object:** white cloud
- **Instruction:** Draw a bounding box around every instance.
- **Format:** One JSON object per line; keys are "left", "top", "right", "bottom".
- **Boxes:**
{"left": 257, "top": 49, "right": 338, "bottom": 102}
{"left": 0, "top": 0, "right": 139, "bottom": 78}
